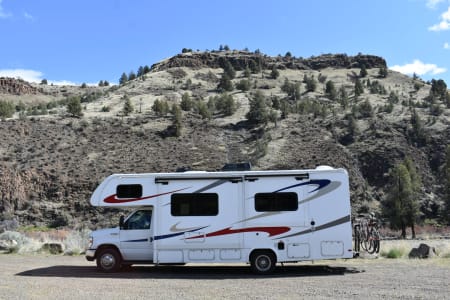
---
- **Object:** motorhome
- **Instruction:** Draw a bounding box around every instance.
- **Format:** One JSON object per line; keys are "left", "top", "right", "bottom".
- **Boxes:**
{"left": 86, "top": 166, "right": 353, "bottom": 274}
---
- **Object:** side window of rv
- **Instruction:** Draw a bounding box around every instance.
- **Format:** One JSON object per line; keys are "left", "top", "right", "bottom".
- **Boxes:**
{"left": 171, "top": 193, "right": 219, "bottom": 216}
{"left": 116, "top": 184, "right": 142, "bottom": 199}
{"left": 254, "top": 192, "right": 298, "bottom": 212}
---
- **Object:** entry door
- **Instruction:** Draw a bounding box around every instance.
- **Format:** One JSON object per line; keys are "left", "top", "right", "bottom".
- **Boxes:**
{"left": 120, "top": 209, "right": 153, "bottom": 261}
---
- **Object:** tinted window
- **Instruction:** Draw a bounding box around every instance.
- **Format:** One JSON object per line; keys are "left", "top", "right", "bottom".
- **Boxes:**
{"left": 255, "top": 192, "right": 298, "bottom": 211}
{"left": 117, "top": 184, "right": 142, "bottom": 199}
{"left": 124, "top": 210, "right": 152, "bottom": 230}
{"left": 171, "top": 193, "right": 218, "bottom": 216}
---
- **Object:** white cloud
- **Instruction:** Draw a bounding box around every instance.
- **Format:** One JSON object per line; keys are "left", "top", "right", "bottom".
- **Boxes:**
{"left": 0, "top": 0, "right": 12, "bottom": 18}
{"left": 427, "top": 0, "right": 445, "bottom": 9}
{"left": 444, "top": 42, "right": 450, "bottom": 49}
{"left": 390, "top": 59, "right": 446, "bottom": 76}
{"left": 429, "top": 6, "right": 450, "bottom": 31}
{"left": 23, "top": 12, "right": 34, "bottom": 21}
{"left": 0, "top": 68, "right": 78, "bottom": 85}
{"left": 0, "top": 69, "right": 44, "bottom": 82}
{"left": 50, "top": 80, "right": 78, "bottom": 86}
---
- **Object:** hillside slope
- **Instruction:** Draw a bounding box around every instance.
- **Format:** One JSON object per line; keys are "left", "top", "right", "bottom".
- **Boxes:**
{"left": 0, "top": 50, "right": 449, "bottom": 228}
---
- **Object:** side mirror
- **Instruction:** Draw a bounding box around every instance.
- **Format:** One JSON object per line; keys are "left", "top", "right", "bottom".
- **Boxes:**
{"left": 119, "top": 215, "right": 125, "bottom": 229}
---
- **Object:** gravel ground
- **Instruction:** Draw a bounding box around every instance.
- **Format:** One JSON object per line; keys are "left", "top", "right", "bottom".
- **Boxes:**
{"left": 0, "top": 254, "right": 449, "bottom": 300}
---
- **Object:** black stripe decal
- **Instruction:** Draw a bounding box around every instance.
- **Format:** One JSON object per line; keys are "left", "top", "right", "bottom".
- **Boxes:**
{"left": 193, "top": 179, "right": 229, "bottom": 193}
{"left": 276, "top": 215, "right": 351, "bottom": 239}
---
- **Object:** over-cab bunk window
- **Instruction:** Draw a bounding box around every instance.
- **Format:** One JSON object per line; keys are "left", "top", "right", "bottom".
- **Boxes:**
{"left": 116, "top": 184, "right": 143, "bottom": 199}
{"left": 254, "top": 192, "right": 298, "bottom": 212}
{"left": 171, "top": 193, "right": 218, "bottom": 216}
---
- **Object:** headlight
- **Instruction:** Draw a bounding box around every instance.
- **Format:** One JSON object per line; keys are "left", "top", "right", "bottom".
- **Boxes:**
{"left": 88, "top": 236, "right": 93, "bottom": 249}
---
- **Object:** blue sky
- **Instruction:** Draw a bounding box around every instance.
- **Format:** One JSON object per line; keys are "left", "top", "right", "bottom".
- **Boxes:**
{"left": 1, "top": 0, "right": 450, "bottom": 85}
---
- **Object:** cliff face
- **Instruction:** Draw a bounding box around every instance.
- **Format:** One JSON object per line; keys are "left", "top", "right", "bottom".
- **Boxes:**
{"left": 0, "top": 77, "right": 40, "bottom": 95}
{"left": 151, "top": 51, "right": 387, "bottom": 72}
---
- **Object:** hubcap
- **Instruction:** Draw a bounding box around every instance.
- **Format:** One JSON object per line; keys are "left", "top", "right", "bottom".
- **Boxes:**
{"left": 101, "top": 254, "right": 115, "bottom": 268}
{"left": 256, "top": 255, "right": 270, "bottom": 271}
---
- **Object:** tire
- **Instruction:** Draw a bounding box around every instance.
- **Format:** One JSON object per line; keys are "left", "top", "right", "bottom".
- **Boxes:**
{"left": 96, "top": 248, "right": 121, "bottom": 272}
{"left": 250, "top": 251, "right": 276, "bottom": 275}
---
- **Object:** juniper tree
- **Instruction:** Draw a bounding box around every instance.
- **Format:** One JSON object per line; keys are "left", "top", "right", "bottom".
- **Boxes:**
{"left": 354, "top": 78, "right": 364, "bottom": 97}
{"left": 217, "top": 73, "right": 234, "bottom": 92}
{"left": 270, "top": 65, "right": 280, "bottom": 79}
{"left": 180, "top": 92, "right": 193, "bottom": 111}
{"left": 383, "top": 159, "right": 420, "bottom": 238}
{"left": 172, "top": 104, "right": 182, "bottom": 137}
{"left": 246, "top": 90, "right": 269, "bottom": 124}
{"left": 122, "top": 95, "right": 133, "bottom": 116}
{"left": 0, "top": 100, "right": 15, "bottom": 119}
{"left": 66, "top": 96, "right": 83, "bottom": 117}
{"left": 325, "top": 80, "right": 337, "bottom": 100}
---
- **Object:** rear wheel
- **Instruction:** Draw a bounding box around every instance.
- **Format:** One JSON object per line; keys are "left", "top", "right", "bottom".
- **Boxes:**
{"left": 96, "top": 248, "right": 121, "bottom": 272}
{"left": 250, "top": 251, "right": 276, "bottom": 275}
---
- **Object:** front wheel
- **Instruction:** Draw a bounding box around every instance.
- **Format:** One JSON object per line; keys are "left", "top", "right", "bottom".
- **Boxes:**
{"left": 96, "top": 248, "right": 121, "bottom": 272}
{"left": 250, "top": 251, "right": 276, "bottom": 275}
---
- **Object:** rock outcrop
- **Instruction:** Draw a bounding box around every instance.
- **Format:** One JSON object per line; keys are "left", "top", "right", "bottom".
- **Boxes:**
{"left": 151, "top": 51, "right": 387, "bottom": 72}
{"left": 0, "top": 77, "right": 39, "bottom": 95}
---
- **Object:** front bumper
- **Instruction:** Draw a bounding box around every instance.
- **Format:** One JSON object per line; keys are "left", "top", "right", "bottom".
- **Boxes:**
{"left": 85, "top": 249, "right": 96, "bottom": 261}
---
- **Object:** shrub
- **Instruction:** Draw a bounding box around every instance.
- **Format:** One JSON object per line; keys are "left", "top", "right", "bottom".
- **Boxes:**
{"left": 0, "top": 100, "right": 15, "bottom": 119}
{"left": 236, "top": 79, "right": 251, "bottom": 91}
{"left": 383, "top": 248, "right": 404, "bottom": 258}
{"left": 0, "top": 231, "right": 35, "bottom": 253}
{"left": 66, "top": 96, "right": 83, "bottom": 117}
{"left": 63, "top": 228, "right": 91, "bottom": 255}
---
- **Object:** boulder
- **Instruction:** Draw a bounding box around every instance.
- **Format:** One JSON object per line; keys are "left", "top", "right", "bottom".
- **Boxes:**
{"left": 409, "top": 243, "right": 436, "bottom": 259}
{"left": 0, "top": 239, "right": 18, "bottom": 253}
{"left": 41, "top": 243, "right": 64, "bottom": 254}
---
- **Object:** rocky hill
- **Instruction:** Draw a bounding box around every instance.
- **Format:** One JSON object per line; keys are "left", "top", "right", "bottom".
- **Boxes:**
{"left": 0, "top": 50, "right": 449, "bottom": 229}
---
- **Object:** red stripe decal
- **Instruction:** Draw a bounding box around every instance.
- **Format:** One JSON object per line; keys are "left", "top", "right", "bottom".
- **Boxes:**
{"left": 187, "top": 226, "right": 290, "bottom": 239}
{"left": 104, "top": 187, "right": 190, "bottom": 204}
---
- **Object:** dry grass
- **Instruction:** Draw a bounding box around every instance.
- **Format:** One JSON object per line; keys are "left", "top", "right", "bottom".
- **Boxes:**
{"left": 379, "top": 239, "right": 450, "bottom": 259}
{"left": 0, "top": 228, "right": 91, "bottom": 255}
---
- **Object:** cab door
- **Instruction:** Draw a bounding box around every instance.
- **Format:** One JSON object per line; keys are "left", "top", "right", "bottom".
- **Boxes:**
{"left": 119, "top": 209, "right": 153, "bottom": 261}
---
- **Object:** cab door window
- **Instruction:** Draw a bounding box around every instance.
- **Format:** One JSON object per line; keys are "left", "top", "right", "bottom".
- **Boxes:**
{"left": 124, "top": 210, "right": 152, "bottom": 230}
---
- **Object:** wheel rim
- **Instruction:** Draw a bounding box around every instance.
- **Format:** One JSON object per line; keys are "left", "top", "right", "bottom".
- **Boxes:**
{"left": 100, "top": 253, "right": 116, "bottom": 269}
{"left": 256, "top": 255, "right": 271, "bottom": 272}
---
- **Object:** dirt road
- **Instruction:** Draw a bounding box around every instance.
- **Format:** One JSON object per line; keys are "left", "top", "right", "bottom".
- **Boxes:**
{"left": 0, "top": 254, "right": 449, "bottom": 299}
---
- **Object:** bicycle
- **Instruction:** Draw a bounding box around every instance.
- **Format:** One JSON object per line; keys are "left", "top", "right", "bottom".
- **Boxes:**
{"left": 353, "top": 214, "right": 380, "bottom": 254}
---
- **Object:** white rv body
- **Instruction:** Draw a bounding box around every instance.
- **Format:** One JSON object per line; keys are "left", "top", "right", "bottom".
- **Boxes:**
{"left": 86, "top": 167, "right": 353, "bottom": 273}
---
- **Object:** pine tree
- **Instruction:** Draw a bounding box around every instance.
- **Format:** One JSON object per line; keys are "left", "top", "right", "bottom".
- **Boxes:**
{"left": 304, "top": 75, "right": 317, "bottom": 92}
{"left": 270, "top": 65, "right": 280, "bottom": 79}
{"left": 354, "top": 78, "right": 364, "bottom": 97}
{"left": 122, "top": 95, "right": 133, "bottom": 116}
{"left": 403, "top": 157, "right": 421, "bottom": 238}
{"left": 128, "top": 71, "right": 136, "bottom": 81}
{"left": 172, "top": 104, "right": 182, "bottom": 137}
{"left": 383, "top": 160, "right": 420, "bottom": 238}
{"left": 359, "top": 64, "right": 367, "bottom": 77}
{"left": 223, "top": 61, "right": 236, "bottom": 79}
{"left": 325, "top": 80, "right": 337, "bottom": 100}
{"left": 180, "top": 92, "right": 193, "bottom": 111}
{"left": 410, "top": 109, "right": 426, "bottom": 146}
{"left": 217, "top": 73, "right": 234, "bottom": 92}
{"left": 215, "top": 93, "right": 236, "bottom": 116}
{"left": 338, "top": 86, "right": 349, "bottom": 109}
{"left": 378, "top": 66, "right": 388, "bottom": 78}
{"left": 119, "top": 72, "right": 128, "bottom": 85}
{"left": 246, "top": 90, "right": 268, "bottom": 124}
